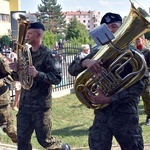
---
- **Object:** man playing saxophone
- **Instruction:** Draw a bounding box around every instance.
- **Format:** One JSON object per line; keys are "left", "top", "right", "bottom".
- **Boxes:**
{"left": 9, "top": 22, "right": 70, "bottom": 150}
{"left": 68, "top": 12, "right": 145, "bottom": 150}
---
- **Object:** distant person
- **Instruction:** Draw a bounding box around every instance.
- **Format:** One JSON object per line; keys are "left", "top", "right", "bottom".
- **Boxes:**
{"left": 58, "top": 39, "right": 64, "bottom": 52}
{"left": 135, "top": 35, "right": 150, "bottom": 125}
{"left": 8, "top": 44, "right": 21, "bottom": 112}
{"left": 79, "top": 44, "right": 90, "bottom": 59}
{"left": 54, "top": 41, "right": 59, "bottom": 50}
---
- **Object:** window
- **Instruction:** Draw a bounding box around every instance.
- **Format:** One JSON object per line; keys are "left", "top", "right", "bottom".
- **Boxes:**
{"left": 0, "top": 14, "right": 2, "bottom": 21}
{"left": 2, "top": 14, "right": 9, "bottom": 21}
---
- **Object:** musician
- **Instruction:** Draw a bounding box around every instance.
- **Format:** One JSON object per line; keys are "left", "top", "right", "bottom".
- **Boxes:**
{"left": 9, "top": 22, "right": 70, "bottom": 150}
{"left": 135, "top": 35, "right": 150, "bottom": 125}
{"left": 0, "top": 53, "right": 17, "bottom": 143}
{"left": 68, "top": 12, "right": 145, "bottom": 150}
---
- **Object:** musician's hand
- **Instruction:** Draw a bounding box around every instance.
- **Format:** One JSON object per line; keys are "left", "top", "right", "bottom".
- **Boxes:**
{"left": 88, "top": 89, "right": 112, "bottom": 104}
{"left": 9, "top": 58, "right": 18, "bottom": 72}
{"left": 82, "top": 59, "right": 103, "bottom": 76}
{"left": 28, "top": 66, "right": 38, "bottom": 77}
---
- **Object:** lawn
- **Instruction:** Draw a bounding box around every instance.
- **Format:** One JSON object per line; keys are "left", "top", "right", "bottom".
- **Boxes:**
{"left": 0, "top": 94, "right": 150, "bottom": 150}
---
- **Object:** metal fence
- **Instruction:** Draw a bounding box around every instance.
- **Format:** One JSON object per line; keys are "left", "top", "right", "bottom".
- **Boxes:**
{"left": 1, "top": 44, "right": 84, "bottom": 99}
{"left": 53, "top": 44, "right": 83, "bottom": 92}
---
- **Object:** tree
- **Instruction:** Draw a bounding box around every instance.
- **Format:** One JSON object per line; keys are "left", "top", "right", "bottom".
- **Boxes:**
{"left": 38, "top": 0, "right": 66, "bottom": 34}
{"left": 145, "top": 32, "right": 150, "bottom": 41}
{"left": 66, "top": 18, "right": 94, "bottom": 45}
{"left": 43, "top": 30, "right": 56, "bottom": 49}
{"left": 0, "top": 35, "right": 11, "bottom": 47}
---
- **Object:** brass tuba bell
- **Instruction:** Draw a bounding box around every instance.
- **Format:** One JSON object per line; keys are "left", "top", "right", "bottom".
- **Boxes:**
{"left": 13, "top": 12, "right": 37, "bottom": 90}
{"left": 74, "top": 0, "right": 150, "bottom": 109}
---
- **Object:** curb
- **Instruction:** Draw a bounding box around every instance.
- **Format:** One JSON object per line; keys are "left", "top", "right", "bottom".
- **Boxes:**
{"left": 0, "top": 143, "right": 150, "bottom": 150}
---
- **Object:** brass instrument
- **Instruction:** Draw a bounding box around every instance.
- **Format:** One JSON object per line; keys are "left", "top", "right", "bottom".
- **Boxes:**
{"left": 13, "top": 13, "right": 37, "bottom": 90}
{"left": 74, "top": 0, "right": 150, "bottom": 109}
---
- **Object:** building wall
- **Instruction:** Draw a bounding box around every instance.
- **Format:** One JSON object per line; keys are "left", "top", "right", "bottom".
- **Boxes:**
{"left": 9, "top": 0, "right": 20, "bottom": 12}
{"left": 0, "top": 0, "right": 20, "bottom": 37}
{"left": 63, "top": 10, "right": 101, "bottom": 31}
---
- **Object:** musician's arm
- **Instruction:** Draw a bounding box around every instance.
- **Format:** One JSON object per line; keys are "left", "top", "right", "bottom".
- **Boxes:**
{"left": 68, "top": 49, "right": 99, "bottom": 76}
{"left": 110, "top": 79, "right": 145, "bottom": 105}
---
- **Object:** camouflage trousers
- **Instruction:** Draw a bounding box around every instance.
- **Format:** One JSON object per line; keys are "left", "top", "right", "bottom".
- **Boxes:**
{"left": 89, "top": 109, "right": 143, "bottom": 150}
{"left": 141, "top": 78, "right": 150, "bottom": 116}
{"left": 17, "top": 107, "right": 64, "bottom": 150}
{"left": 0, "top": 104, "right": 17, "bottom": 143}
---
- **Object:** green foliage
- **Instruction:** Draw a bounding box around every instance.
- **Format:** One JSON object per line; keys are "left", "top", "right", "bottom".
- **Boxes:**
{"left": 38, "top": 0, "right": 66, "bottom": 34}
{"left": 66, "top": 18, "right": 95, "bottom": 45}
{"left": 0, "top": 35, "right": 11, "bottom": 47}
{"left": 43, "top": 30, "right": 56, "bottom": 49}
{"left": 145, "top": 32, "right": 150, "bottom": 40}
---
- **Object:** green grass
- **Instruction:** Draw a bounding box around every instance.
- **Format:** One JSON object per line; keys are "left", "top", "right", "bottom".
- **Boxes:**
{"left": 0, "top": 94, "right": 150, "bottom": 149}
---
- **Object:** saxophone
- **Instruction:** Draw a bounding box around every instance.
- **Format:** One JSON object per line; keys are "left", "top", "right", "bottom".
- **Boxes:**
{"left": 13, "top": 12, "right": 37, "bottom": 90}
{"left": 74, "top": 0, "right": 150, "bottom": 109}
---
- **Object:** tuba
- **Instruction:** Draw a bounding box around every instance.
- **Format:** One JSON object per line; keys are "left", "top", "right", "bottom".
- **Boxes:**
{"left": 74, "top": 0, "right": 150, "bottom": 109}
{"left": 13, "top": 13, "right": 37, "bottom": 90}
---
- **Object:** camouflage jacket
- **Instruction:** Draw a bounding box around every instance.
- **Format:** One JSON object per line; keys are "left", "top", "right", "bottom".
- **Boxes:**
{"left": 68, "top": 47, "right": 145, "bottom": 113}
{"left": 140, "top": 48, "right": 150, "bottom": 69}
{"left": 0, "top": 54, "right": 13, "bottom": 106}
{"left": 12, "top": 45, "right": 62, "bottom": 109}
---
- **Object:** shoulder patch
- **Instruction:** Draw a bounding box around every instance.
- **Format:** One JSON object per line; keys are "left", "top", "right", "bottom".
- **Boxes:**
{"left": 51, "top": 53, "right": 56, "bottom": 58}
{"left": 55, "top": 61, "right": 60, "bottom": 69}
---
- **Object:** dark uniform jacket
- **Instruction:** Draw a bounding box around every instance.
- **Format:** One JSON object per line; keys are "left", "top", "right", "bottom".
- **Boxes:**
{"left": 0, "top": 54, "right": 13, "bottom": 106}
{"left": 12, "top": 45, "right": 62, "bottom": 109}
{"left": 68, "top": 47, "right": 145, "bottom": 113}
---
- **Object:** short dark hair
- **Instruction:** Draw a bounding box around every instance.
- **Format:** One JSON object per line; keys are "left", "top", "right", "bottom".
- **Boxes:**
{"left": 100, "top": 12, "right": 122, "bottom": 25}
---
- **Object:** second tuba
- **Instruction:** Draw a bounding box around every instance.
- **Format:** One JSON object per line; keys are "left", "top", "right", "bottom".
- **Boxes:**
{"left": 74, "top": 0, "right": 150, "bottom": 109}
{"left": 13, "top": 13, "right": 37, "bottom": 90}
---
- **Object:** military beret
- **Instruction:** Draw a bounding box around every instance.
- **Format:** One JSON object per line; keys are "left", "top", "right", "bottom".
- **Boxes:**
{"left": 28, "top": 22, "right": 45, "bottom": 31}
{"left": 100, "top": 12, "right": 122, "bottom": 25}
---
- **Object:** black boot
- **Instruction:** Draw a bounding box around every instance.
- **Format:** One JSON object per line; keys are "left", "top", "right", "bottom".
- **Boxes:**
{"left": 145, "top": 116, "right": 150, "bottom": 125}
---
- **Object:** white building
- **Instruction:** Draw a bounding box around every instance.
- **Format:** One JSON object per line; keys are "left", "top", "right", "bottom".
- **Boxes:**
{"left": 0, "top": 0, "right": 21, "bottom": 36}
{"left": 63, "top": 10, "right": 101, "bottom": 31}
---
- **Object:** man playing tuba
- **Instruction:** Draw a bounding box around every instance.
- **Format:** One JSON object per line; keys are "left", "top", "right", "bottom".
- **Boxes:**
{"left": 68, "top": 12, "right": 146, "bottom": 150}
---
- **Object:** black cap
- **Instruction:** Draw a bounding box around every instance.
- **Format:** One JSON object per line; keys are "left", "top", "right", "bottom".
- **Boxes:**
{"left": 100, "top": 12, "right": 122, "bottom": 25}
{"left": 28, "top": 22, "right": 45, "bottom": 31}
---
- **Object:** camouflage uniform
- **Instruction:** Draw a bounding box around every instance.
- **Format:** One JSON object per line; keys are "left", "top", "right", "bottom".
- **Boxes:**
{"left": 12, "top": 45, "right": 65, "bottom": 150}
{"left": 139, "top": 48, "right": 150, "bottom": 117}
{"left": 68, "top": 48, "right": 145, "bottom": 150}
{"left": 0, "top": 53, "right": 17, "bottom": 143}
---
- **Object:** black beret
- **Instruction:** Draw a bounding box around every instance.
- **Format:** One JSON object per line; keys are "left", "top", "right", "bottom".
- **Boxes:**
{"left": 28, "top": 22, "right": 45, "bottom": 31}
{"left": 100, "top": 12, "right": 122, "bottom": 25}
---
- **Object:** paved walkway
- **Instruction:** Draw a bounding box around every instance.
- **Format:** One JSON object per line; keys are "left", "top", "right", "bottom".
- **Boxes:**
{"left": 0, "top": 143, "right": 150, "bottom": 150}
